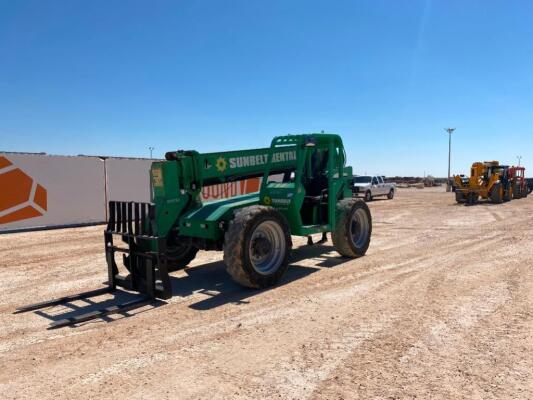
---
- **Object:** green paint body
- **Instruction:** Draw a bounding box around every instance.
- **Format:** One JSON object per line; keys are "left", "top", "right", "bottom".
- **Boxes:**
{"left": 148, "top": 133, "right": 354, "bottom": 250}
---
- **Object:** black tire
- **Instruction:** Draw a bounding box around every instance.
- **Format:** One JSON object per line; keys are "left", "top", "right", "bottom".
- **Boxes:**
{"left": 503, "top": 183, "right": 512, "bottom": 202}
{"left": 455, "top": 191, "right": 466, "bottom": 203}
{"left": 166, "top": 235, "right": 199, "bottom": 272}
{"left": 513, "top": 184, "right": 521, "bottom": 199}
{"left": 387, "top": 189, "right": 394, "bottom": 200}
{"left": 490, "top": 183, "right": 503, "bottom": 204}
{"left": 223, "top": 205, "right": 292, "bottom": 288}
{"left": 331, "top": 199, "right": 372, "bottom": 258}
{"left": 364, "top": 191, "right": 372, "bottom": 202}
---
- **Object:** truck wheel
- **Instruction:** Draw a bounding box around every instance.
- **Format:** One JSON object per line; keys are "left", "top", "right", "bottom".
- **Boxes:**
{"left": 166, "top": 235, "right": 199, "bottom": 272}
{"left": 224, "top": 206, "right": 292, "bottom": 288}
{"left": 490, "top": 183, "right": 503, "bottom": 204}
{"left": 455, "top": 191, "right": 466, "bottom": 203}
{"left": 364, "top": 191, "right": 372, "bottom": 202}
{"left": 332, "top": 199, "right": 372, "bottom": 258}
{"left": 387, "top": 189, "right": 394, "bottom": 200}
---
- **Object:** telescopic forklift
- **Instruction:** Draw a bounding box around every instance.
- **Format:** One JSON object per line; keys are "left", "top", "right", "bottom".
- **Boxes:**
{"left": 17, "top": 133, "right": 372, "bottom": 328}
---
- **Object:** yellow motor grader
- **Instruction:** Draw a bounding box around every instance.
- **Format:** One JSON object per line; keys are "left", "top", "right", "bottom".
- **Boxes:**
{"left": 453, "top": 161, "right": 512, "bottom": 205}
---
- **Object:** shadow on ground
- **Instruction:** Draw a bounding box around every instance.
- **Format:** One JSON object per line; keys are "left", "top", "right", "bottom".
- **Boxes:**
{"left": 181, "top": 244, "right": 347, "bottom": 310}
{"left": 23, "top": 243, "right": 350, "bottom": 327}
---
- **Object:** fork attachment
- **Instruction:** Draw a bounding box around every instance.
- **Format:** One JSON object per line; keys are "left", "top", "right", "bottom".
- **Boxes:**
{"left": 105, "top": 200, "right": 172, "bottom": 300}
{"left": 15, "top": 201, "right": 172, "bottom": 328}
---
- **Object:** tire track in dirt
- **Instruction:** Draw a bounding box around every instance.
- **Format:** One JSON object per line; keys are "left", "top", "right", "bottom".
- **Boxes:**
{"left": 1, "top": 189, "right": 532, "bottom": 399}
{"left": 307, "top": 199, "right": 533, "bottom": 399}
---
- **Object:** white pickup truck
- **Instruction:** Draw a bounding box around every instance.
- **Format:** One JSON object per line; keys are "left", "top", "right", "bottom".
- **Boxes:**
{"left": 352, "top": 175, "right": 396, "bottom": 202}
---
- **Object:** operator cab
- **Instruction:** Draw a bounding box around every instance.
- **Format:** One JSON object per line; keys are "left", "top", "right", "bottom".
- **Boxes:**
{"left": 260, "top": 133, "right": 351, "bottom": 236}
{"left": 304, "top": 149, "right": 329, "bottom": 199}
{"left": 488, "top": 165, "right": 510, "bottom": 184}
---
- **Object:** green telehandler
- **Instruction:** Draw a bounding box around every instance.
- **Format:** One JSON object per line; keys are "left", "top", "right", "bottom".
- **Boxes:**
{"left": 17, "top": 133, "right": 372, "bottom": 328}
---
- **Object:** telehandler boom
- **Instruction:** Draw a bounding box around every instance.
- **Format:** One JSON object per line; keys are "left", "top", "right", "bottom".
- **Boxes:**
{"left": 17, "top": 133, "right": 372, "bottom": 328}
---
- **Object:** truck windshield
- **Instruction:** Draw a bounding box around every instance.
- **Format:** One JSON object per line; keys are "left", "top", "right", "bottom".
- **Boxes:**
{"left": 354, "top": 176, "right": 372, "bottom": 183}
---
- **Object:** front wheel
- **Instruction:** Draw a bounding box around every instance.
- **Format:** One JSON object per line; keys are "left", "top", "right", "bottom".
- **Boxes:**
{"left": 332, "top": 199, "right": 372, "bottom": 258}
{"left": 503, "top": 183, "right": 512, "bottom": 202}
{"left": 387, "top": 189, "right": 394, "bottom": 200}
{"left": 224, "top": 206, "right": 292, "bottom": 288}
{"left": 166, "top": 235, "right": 199, "bottom": 272}
{"left": 513, "top": 184, "right": 521, "bottom": 199}
{"left": 490, "top": 183, "right": 503, "bottom": 204}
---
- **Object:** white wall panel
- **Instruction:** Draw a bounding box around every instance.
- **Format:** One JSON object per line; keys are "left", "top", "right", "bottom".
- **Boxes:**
{"left": 105, "top": 158, "right": 153, "bottom": 204}
{"left": 0, "top": 153, "right": 105, "bottom": 231}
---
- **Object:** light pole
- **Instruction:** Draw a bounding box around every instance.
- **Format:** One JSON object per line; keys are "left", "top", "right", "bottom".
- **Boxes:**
{"left": 149, "top": 146, "right": 155, "bottom": 159}
{"left": 445, "top": 128, "right": 455, "bottom": 192}
{"left": 517, "top": 155, "right": 522, "bottom": 166}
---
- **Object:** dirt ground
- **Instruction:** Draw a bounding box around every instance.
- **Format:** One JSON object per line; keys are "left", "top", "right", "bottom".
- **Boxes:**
{"left": 1, "top": 187, "right": 532, "bottom": 400}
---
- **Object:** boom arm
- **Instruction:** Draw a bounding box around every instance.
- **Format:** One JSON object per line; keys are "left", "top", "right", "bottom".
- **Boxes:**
{"left": 150, "top": 144, "right": 299, "bottom": 237}
{"left": 163, "top": 145, "right": 299, "bottom": 187}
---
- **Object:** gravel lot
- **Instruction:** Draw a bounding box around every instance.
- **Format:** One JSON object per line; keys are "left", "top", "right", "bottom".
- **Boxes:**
{"left": 1, "top": 187, "right": 532, "bottom": 399}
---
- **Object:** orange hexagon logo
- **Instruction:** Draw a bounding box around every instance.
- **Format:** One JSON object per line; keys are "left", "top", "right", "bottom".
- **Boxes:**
{"left": 0, "top": 156, "right": 47, "bottom": 224}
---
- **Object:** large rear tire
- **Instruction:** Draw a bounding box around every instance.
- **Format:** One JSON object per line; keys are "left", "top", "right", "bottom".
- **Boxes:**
{"left": 332, "top": 199, "right": 372, "bottom": 257}
{"left": 223, "top": 206, "right": 292, "bottom": 288}
{"left": 490, "top": 183, "right": 503, "bottom": 204}
{"left": 455, "top": 191, "right": 466, "bottom": 203}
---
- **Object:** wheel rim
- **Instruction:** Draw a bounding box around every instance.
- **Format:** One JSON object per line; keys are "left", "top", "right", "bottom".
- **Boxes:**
{"left": 249, "top": 221, "right": 285, "bottom": 275}
{"left": 350, "top": 208, "right": 370, "bottom": 248}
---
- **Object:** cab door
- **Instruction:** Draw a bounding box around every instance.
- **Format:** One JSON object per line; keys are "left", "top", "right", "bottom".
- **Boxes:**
{"left": 371, "top": 176, "right": 381, "bottom": 195}
{"left": 377, "top": 176, "right": 386, "bottom": 195}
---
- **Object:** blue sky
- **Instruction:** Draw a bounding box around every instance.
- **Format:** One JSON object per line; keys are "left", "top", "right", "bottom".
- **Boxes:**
{"left": 1, "top": 1, "right": 532, "bottom": 176}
